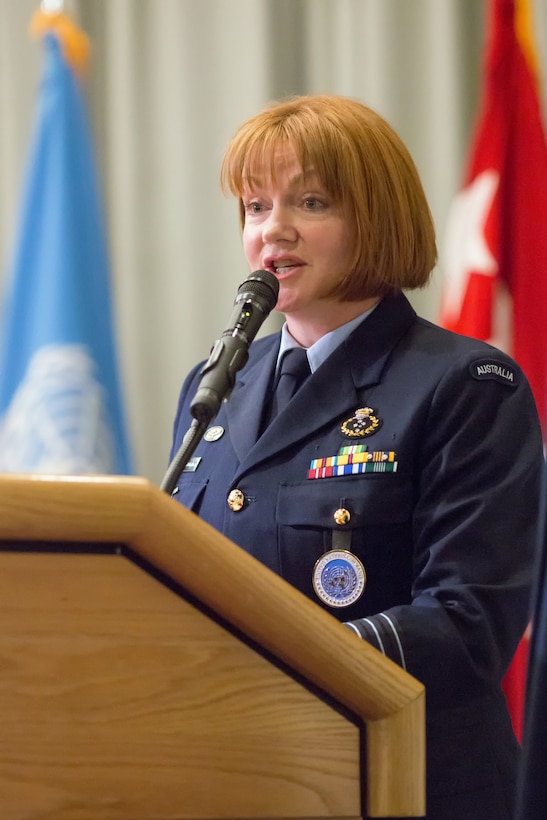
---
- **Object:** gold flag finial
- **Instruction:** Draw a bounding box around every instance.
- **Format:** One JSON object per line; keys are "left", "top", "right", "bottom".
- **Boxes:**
{"left": 30, "top": 4, "right": 90, "bottom": 75}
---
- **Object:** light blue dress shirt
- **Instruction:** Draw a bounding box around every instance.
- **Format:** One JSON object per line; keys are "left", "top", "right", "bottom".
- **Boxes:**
{"left": 276, "top": 301, "right": 380, "bottom": 374}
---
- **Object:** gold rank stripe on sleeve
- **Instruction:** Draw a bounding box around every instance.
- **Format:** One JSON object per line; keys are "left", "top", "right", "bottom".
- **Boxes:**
{"left": 308, "top": 449, "right": 398, "bottom": 480}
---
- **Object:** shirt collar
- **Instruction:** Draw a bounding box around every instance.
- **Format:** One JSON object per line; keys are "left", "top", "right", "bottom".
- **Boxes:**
{"left": 277, "top": 301, "right": 381, "bottom": 374}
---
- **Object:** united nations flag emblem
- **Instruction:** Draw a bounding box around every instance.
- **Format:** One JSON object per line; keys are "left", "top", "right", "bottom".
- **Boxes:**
{"left": 312, "top": 550, "right": 366, "bottom": 608}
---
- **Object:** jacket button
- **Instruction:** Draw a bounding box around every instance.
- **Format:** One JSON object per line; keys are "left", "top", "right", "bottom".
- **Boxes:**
{"left": 227, "top": 488, "right": 245, "bottom": 512}
{"left": 334, "top": 507, "right": 351, "bottom": 525}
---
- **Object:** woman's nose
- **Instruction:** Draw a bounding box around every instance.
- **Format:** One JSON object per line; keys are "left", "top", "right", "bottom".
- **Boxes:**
{"left": 261, "top": 206, "right": 298, "bottom": 244}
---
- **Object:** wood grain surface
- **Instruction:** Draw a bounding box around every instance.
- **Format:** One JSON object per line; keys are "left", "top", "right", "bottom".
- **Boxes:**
{"left": 0, "top": 474, "right": 425, "bottom": 818}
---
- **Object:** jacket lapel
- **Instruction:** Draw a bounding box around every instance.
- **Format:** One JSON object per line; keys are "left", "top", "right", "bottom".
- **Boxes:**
{"left": 226, "top": 336, "right": 279, "bottom": 461}
{"left": 228, "top": 293, "right": 417, "bottom": 475}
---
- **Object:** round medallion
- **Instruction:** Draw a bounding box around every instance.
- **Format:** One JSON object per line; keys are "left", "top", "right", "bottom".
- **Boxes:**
{"left": 312, "top": 550, "right": 366, "bottom": 608}
{"left": 340, "top": 407, "right": 382, "bottom": 439}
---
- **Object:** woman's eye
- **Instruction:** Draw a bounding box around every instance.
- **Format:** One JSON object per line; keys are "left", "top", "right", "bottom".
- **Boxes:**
{"left": 304, "top": 197, "right": 324, "bottom": 210}
{"left": 244, "top": 201, "right": 263, "bottom": 214}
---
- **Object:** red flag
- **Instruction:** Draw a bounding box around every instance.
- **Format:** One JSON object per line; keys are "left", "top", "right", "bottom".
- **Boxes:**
{"left": 439, "top": 0, "right": 547, "bottom": 740}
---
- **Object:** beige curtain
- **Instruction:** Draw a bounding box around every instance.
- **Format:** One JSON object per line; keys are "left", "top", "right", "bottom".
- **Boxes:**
{"left": 0, "top": 0, "right": 546, "bottom": 482}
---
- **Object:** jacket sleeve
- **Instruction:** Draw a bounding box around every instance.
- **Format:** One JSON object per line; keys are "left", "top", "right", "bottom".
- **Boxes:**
{"left": 167, "top": 361, "right": 204, "bottom": 463}
{"left": 344, "top": 351, "right": 544, "bottom": 708}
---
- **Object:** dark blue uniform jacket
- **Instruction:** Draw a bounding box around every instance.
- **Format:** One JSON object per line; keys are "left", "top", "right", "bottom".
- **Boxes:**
{"left": 170, "top": 291, "right": 544, "bottom": 819}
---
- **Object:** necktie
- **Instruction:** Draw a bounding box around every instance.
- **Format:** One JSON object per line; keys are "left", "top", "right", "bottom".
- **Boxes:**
{"left": 270, "top": 347, "right": 310, "bottom": 419}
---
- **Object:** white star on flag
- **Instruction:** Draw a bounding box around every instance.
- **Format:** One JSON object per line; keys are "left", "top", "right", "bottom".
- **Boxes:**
{"left": 441, "top": 169, "right": 500, "bottom": 324}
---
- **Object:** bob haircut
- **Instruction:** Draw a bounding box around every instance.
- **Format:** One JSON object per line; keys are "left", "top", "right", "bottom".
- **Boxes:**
{"left": 220, "top": 94, "right": 437, "bottom": 301}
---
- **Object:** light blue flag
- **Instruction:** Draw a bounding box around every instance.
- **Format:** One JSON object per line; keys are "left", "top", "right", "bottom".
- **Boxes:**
{"left": 0, "top": 30, "right": 132, "bottom": 474}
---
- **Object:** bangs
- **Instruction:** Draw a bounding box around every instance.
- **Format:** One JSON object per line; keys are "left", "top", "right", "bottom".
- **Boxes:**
{"left": 220, "top": 111, "right": 348, "bottom": 204}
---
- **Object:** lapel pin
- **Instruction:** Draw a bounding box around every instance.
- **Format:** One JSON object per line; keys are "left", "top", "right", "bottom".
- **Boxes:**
{"left": 204, "top": 425, "right": 224, "bottom": 442}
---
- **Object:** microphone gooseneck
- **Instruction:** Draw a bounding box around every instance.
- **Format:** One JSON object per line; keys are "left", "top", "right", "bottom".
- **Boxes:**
{"left": 160, "top": 270, "right": 279, "bottom": 496}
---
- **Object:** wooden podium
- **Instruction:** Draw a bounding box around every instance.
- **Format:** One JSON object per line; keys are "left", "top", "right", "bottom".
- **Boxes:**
{"left": 0, "top": 474, "right": 425, "bottom": 819}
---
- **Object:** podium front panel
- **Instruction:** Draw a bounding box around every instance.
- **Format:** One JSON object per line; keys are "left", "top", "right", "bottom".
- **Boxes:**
{"left": 0, "top": 548, "right": 362, "bottom": 820}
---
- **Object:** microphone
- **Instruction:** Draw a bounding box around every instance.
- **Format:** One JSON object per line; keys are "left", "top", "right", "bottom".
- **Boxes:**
{"left": 189, "top": 270, "right": 279, "bottom": 424}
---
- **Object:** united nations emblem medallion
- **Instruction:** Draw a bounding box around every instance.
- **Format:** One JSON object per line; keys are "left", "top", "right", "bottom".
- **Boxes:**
{"left": 312, "top": 550, "right": 366, "bottom": 608}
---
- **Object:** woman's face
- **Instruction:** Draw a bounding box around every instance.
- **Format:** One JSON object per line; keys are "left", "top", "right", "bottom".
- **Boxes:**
{"left": 241, "top": 146, "right": 360, "bottom": 341}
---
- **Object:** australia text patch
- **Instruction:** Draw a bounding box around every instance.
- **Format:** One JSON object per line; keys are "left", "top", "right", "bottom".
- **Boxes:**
{"left": 469, "top": 359, "right": 519, "bottom": 388}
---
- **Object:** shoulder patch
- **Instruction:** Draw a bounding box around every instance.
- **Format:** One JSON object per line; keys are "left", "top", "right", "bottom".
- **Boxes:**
{"left": 469, "top": 358, "right": 519, "bottom": 388}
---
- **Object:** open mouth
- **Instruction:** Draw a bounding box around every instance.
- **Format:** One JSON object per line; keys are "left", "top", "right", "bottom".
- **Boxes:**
{"left": 269, "top": 260, "right": 304, "bottom": 274}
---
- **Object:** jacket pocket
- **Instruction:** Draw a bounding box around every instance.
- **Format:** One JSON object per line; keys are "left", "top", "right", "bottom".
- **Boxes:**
{"left": 173, "top": 479, "right": 209, "bottom": 513}
{"left": 276, "top": 475, "right": 414, "bottom": 528}
{"left": 275, "top": 476, "right": 415, "bottom": 613}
